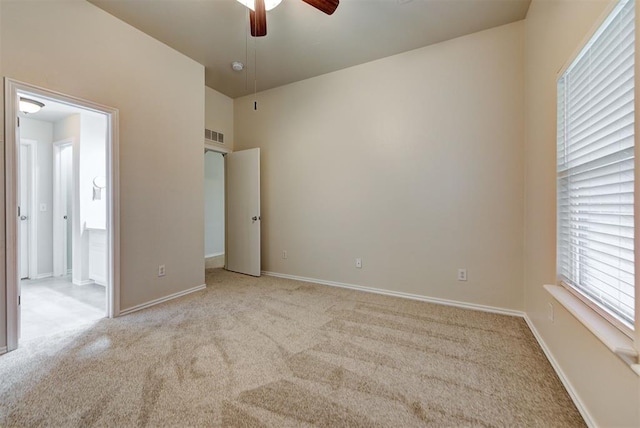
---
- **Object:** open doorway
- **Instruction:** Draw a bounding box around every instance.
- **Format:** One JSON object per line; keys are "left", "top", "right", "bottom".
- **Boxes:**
{"left": 5, "top": 79, "right": 119, "bottom": 351}
{"left": 204, "top": 147, "right": 226, "bottom": 269}
{"left": 203, "top": 145, "right": 262, "bottom": 277}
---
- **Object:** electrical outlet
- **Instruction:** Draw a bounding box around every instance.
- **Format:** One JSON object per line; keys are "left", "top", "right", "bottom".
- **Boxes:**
{"left": 282, "top": 250, "right": 287, "bottom": 259}
{"left": 457, "top": 268, "right": 467, "bottom": 281}
{"left": 356, "top": 258, "right": 362, "bottom": 269}
{"left": 548, "top": 302, "right": 554, "bottom": 322}
{"left": 158, "top": 264, "right": 166, "bottom": 277}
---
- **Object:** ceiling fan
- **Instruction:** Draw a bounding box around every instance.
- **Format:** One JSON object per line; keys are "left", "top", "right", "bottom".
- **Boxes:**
{"left": 239, "top": 0, "right": 339, "bottom": 37}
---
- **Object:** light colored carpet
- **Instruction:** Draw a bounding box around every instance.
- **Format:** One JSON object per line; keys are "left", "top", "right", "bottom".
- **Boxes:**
{"left": 0, "top": 269, "right": 584, "bottom": 427}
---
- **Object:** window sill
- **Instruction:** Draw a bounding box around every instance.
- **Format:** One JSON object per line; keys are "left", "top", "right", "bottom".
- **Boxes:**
{"left": 544, "top": 284, "right": 639, "bottom": 376}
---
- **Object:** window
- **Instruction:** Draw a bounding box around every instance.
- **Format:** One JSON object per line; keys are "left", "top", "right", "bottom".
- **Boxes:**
{"left": 557, "top": 0, "right": 635, "bottom": 336}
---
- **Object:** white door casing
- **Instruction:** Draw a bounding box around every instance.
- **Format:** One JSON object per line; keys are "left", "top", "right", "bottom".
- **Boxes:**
{"left": 5, "top": 78, "right": 121, "bottom": 352}
{"left": 226, "top": 148, "right": 261, "bottom": 277}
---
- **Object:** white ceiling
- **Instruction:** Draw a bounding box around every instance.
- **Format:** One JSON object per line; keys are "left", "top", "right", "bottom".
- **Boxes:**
{"left": 88, "top": 0, "right": 531, "bottom": 98}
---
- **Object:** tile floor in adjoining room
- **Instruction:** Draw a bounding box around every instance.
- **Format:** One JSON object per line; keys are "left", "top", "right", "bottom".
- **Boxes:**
{"left": 20, "top": 276, "right": 106, "bottom": 342}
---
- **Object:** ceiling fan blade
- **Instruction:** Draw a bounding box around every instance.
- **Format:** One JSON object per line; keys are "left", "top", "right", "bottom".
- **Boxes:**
{"left": 250, "top": 0, "right": 267, "bottom": 37}
{"left": 302, "top": 0, "right": 339, "bottom": 15}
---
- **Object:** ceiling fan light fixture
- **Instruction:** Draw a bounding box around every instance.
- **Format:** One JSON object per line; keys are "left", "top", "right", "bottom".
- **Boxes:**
{"left": 236, "top": 0, "right": 282, "bottom": 12}
{"left": 19, "top": 97, "right": 45, "bottom": 114}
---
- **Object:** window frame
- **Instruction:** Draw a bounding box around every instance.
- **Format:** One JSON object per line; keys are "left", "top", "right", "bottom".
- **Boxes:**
{"left": 555, "top": 0, "right": 639, "bottom": 348}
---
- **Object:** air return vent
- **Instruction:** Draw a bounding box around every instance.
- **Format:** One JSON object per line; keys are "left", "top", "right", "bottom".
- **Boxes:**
{"left": 205, "top": 128, "right": 224, "bottom": 144}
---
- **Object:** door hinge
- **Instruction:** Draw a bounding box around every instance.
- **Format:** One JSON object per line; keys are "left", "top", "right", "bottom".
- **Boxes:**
{"left": 18, "top": 206, "right": 20, "bottom": 217}
{"left": 18, "top": 295, "right": 20, "bottom": 306}
{"left": 17, "top": 117, "right": 20, "bottom": 127}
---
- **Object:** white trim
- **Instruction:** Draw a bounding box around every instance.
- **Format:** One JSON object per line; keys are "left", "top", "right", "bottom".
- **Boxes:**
{"left": 523, "top": 314, "right": 596, "bottom": 428}
{"left": 119, "top": 284, "right": 207, "bottom": 316}
{"left": 4, "top": 78, "right": 121, "bottom": 352}
{"left": 559, "top": 280, "right": 634, "bottom": 339}
{"left": 73, "top": 279, "right": 95, "bottom": 286}
{"left": 545, "top": 284, "right": 639, "bottom": 368}
{"left": 556, "top": 0, "right": 622, "bottom": 77}
{"left": 205, "top": 142, "right": 231, "bottom": 154}
{"left": 6, "top": 81, "right": 20, "bottom": 351}
{"left": 107, "top": 107, "right": 121, "bottom": 319}
{"left": 205, "top": 252, "right": 225, "bottom": 258}
{"left": 634, "top": 0, "right": 640, "bottom": 364}
{"left": 34, "top": 272, "right": 53, "bottom": 280}
{"left": 0, "top": 346, "right": 7, "bottom": 356}
{"left": 261, "top": 271, "right": 524, "bottom": 317}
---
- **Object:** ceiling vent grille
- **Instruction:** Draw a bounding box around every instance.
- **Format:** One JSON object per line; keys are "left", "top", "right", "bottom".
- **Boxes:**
{"left": 205, "top": 128, "right": 224, "bottom": 144}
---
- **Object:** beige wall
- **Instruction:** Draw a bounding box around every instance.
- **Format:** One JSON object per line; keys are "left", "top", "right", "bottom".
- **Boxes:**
{"left": 235, "top": 22, "right": 525, "bottom": 311}
{"left": 205, "top": 86, "right": 234, "bottom": 151}
{"left": 2, "top": 3, "right": 636, "bottom": 424}
{"left": 1, "top": 0, "right": 205, "bottom": 328}
{"left": 524, "top": 0, "right": 640, "bottom": 426}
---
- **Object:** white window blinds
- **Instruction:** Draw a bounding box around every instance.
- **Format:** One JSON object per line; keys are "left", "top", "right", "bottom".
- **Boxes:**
{"left": 557, "top": 0, "right": 635, "bottom": 333}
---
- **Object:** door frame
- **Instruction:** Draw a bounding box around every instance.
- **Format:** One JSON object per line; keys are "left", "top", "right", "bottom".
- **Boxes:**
{"left": 52, "top": 139, "right": 73, "bottom": 277}
{"left": 4, "top": 78, "right": 121, "bottom": 351}
{"left": 19, "top": 139, "right": 38, "bottom": 280}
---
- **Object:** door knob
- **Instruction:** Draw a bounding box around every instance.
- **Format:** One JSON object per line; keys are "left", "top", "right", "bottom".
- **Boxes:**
{"left": 20, "top": 215, "right": 28, "bottom": 221}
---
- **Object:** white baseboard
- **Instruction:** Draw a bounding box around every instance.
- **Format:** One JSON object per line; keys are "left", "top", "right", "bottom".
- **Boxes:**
{"left": 523, "top": 315, "right": 595, "bottom": 428}
{"left": 73, "top": 279, "right": 95, "bottom": 286}
{"left": 34, "top": 272, "right": 53, "bottom": 280}
{"left": 261, "top": 271, "right": 524, "bottom": 318}
{"left": 119, "top": 284, "right": 206, "bottom": 316}
{"left": 0, "top": 346, "right": 7, "bottom": 355}
{"left": 205, "top": 254, "right": 225, "bottom": 269}
{"left": 205, "top": 252, "right": 225, "bottom": 259}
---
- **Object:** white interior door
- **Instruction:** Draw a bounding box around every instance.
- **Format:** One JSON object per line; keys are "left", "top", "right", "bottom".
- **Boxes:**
{"left": 19, "top": 143, "right": 31, "bottom": 280}
{"left": 226, "top": 148, "right": 261, "bottom": 276}
{"left": 53, "top": 143, "right": 72, "bottom": 277}
{"left": 62, "top": 146, "right": 72, "bottom": 274}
